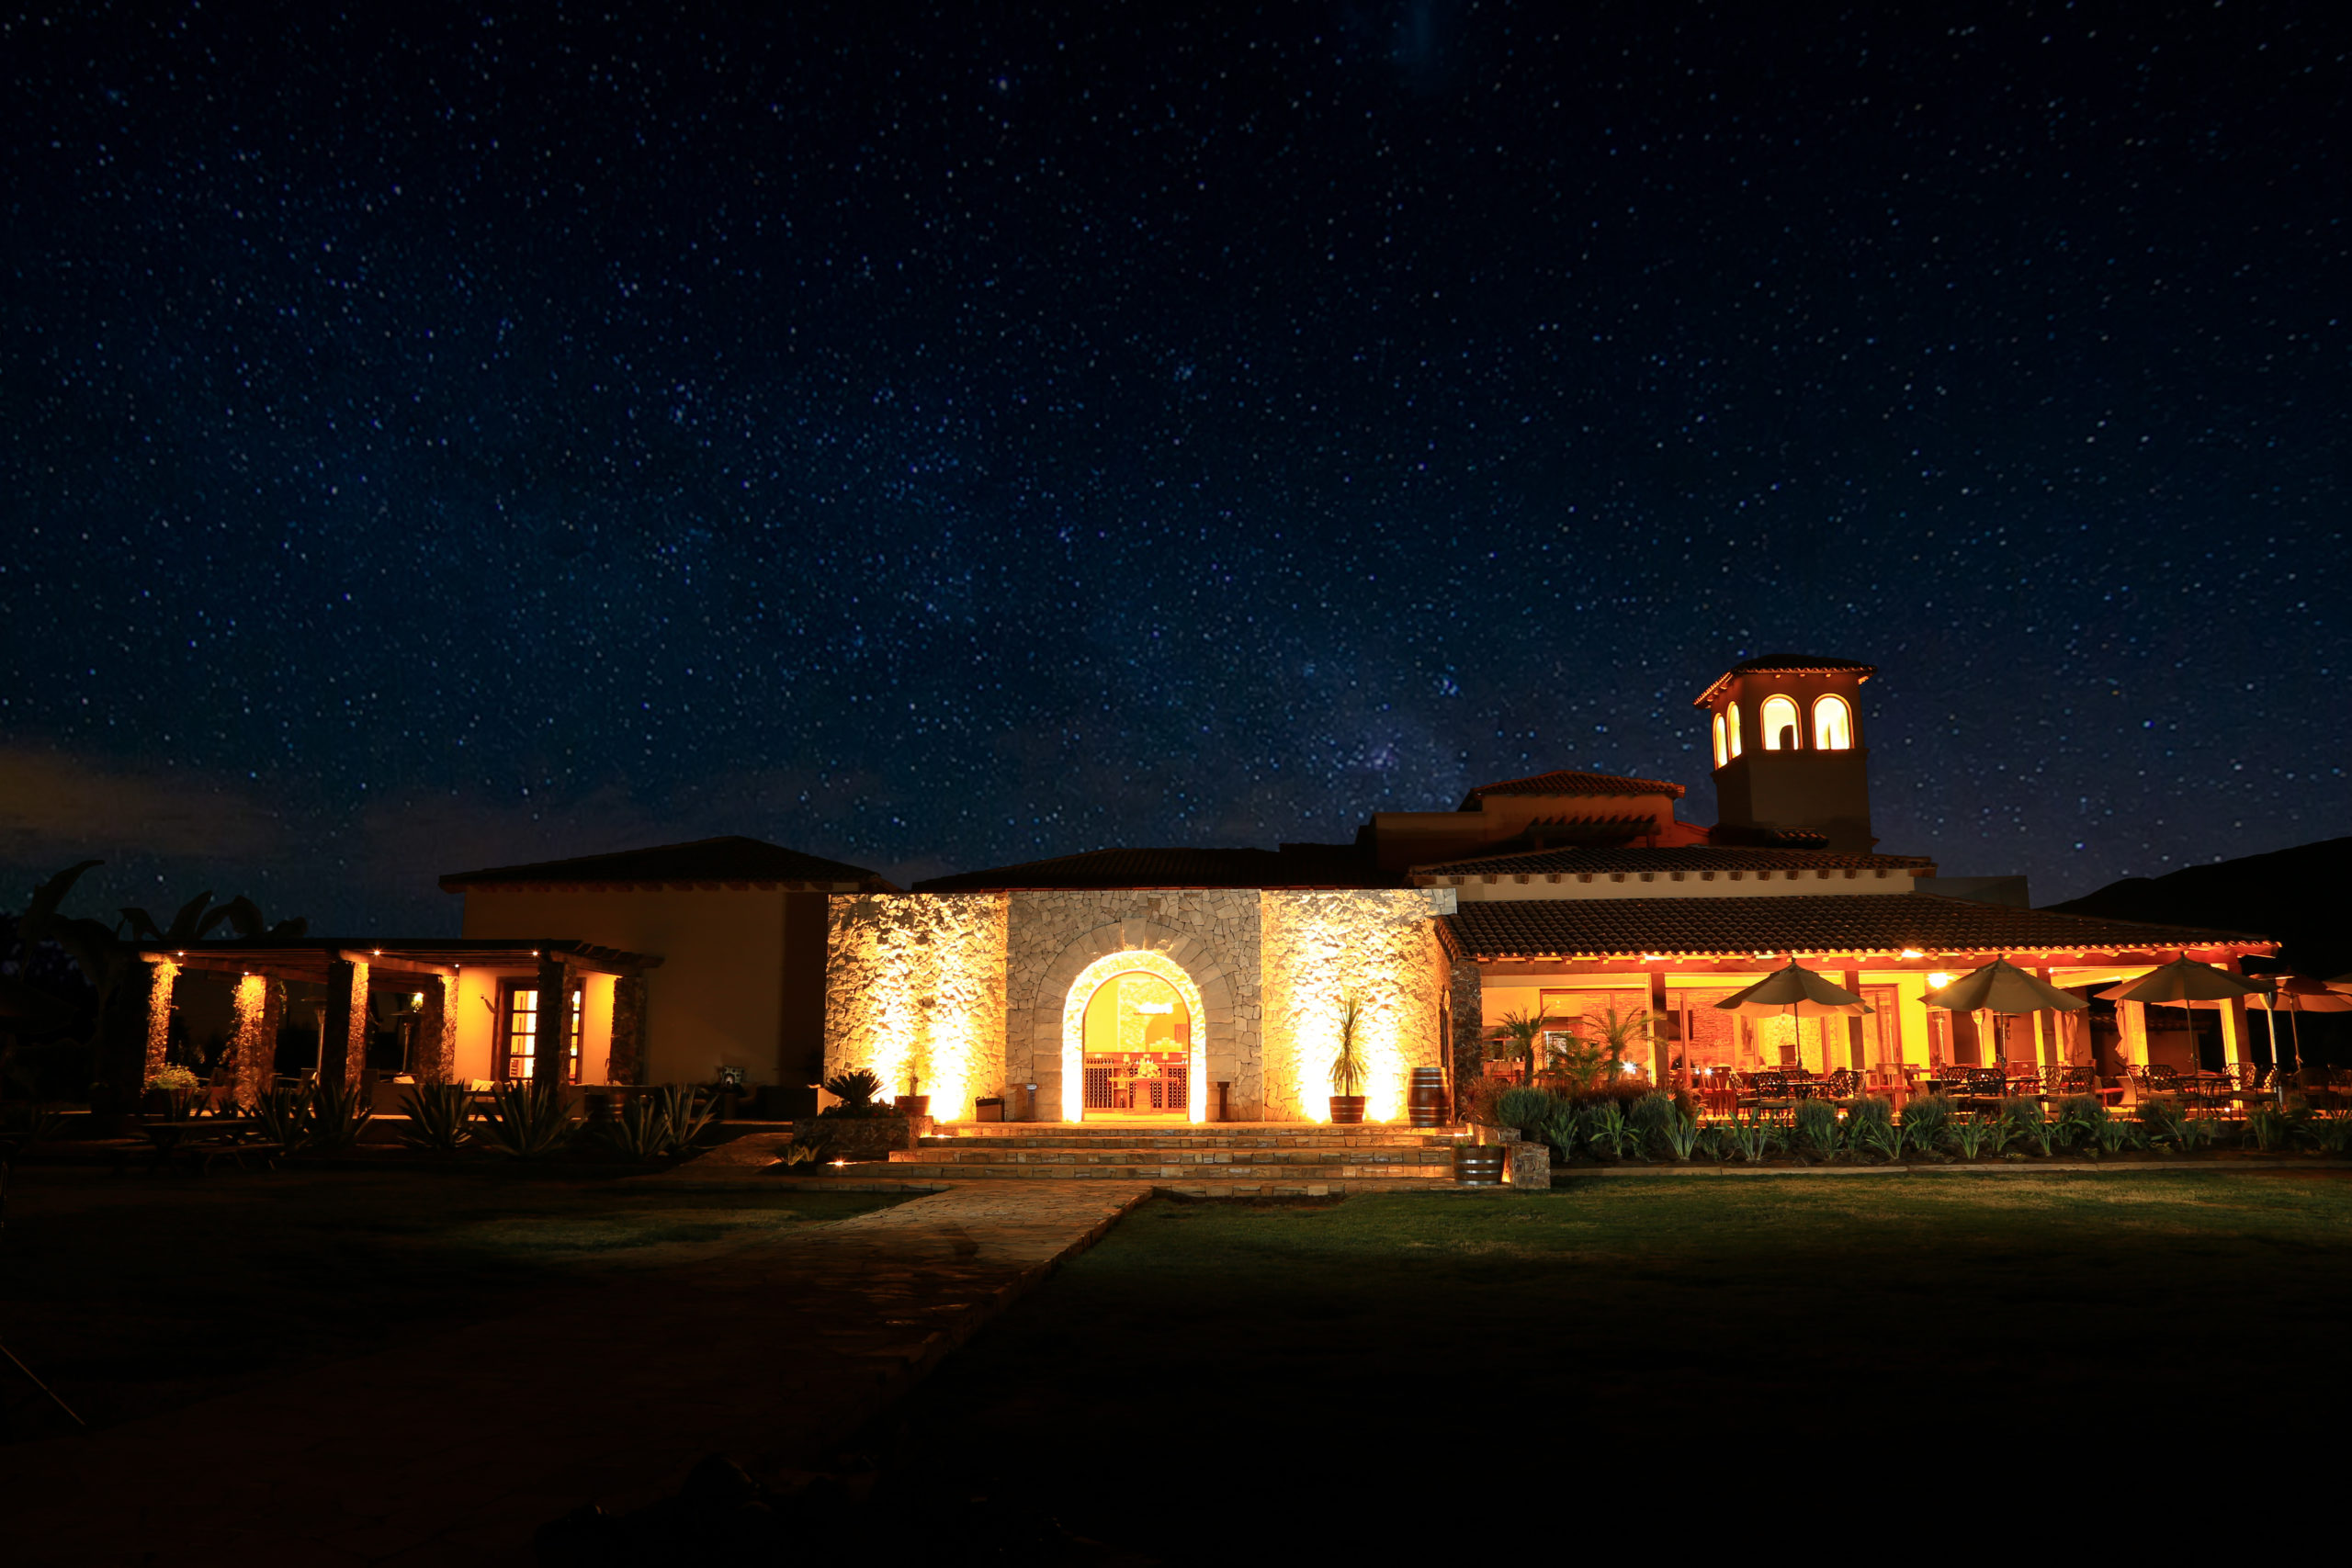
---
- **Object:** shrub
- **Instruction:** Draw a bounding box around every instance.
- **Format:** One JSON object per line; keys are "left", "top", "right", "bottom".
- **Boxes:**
{"left": 399, "top": 1082, "right": 475, "bottom": 1152}
{"left": 478, "top": 1082, "right": 578, "bottom": 1158}
{"left": 145, "top": 1065, "right": 201, "bottom": 1093}
{"left": 1845, "top": 1099, "right": 1900, "bottom": 1162}
{"left": 1690, "top": 1124, "right": 1730, "bottom": 1162}
{"left": 1792, "top": 1097, "right": 1840, "bottom": 1159}
{"left": 1631, "top": 1093, "right": 1699, "bottom": 1160}
{"left": 1529, "top": 1102, "right": 1581, "bottom": 1161}
{"left": 1497, "top": 1087, "right": 1557, "bottom": 1134}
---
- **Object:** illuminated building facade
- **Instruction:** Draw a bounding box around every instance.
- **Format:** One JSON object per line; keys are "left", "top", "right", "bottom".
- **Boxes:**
{"left": 120, "top": 656, "right": 2282, "bottom": 1119}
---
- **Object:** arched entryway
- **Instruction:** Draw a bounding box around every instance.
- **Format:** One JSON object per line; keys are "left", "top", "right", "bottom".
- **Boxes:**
{"left": 1060, "top": 950, "right": 1209, "bottom": 1123}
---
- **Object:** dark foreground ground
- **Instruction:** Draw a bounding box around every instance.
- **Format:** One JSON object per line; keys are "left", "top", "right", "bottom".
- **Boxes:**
{"left": 0, "top": 1168, "right": 901, "bottom": 1443}
{"left": 876, "top": 1174, "right": 2352, "bottom": 1558}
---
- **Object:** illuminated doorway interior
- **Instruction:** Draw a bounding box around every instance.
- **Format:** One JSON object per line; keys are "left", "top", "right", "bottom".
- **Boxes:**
{"left": 1080, "top": 970, "right": 1193, "bottom": 1118}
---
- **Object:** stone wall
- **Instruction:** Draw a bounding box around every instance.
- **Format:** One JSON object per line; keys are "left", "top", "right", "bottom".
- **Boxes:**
{"left": 1005, "top": 890, "right": 1261, "bottom": 1120}
{"left": 1260, "top": 891, "right": 1450, "bottom": 1122}
{"left": 824, "top": 892, "right": 1009, "bottom": 1122}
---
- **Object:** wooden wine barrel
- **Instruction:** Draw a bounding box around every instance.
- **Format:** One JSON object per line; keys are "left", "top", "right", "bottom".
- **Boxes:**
{"left": 1408, "top": 1067, "right": 1448, "bottom": 1127}
{"left": 1453, "top": 1143, "right": 1505, "bottom": 1185}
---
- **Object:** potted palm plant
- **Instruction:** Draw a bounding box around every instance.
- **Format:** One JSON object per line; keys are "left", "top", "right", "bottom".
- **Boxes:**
{"left": 1328, "top": 995, "right": 1369, "bottom": 1124}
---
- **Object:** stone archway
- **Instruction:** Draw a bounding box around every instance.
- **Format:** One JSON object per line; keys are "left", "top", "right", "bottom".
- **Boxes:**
{"left": 1028, "top": 920, "right": 1237, "bottom": 1122}
{"left": 1061, "top": 950, "right": 1208, "bottom": 1122}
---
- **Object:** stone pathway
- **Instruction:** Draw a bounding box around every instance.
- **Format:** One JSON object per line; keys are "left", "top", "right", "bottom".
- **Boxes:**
{"left": 0, "top": 1178, "right": 1151, "bottom": 1566}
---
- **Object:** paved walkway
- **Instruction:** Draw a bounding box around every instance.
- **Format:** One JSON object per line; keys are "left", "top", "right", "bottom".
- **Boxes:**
{"left": 1, "top": 1176, "right": 1151, "bottom": 1567}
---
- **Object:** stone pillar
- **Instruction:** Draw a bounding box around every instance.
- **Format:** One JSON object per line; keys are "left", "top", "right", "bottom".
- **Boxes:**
{"left": 142, "top": 958, "right": 180, "bottom": 1087}
{"left": 608, "top": 974, "right": 646, "bottom": 1086}
{"left": 1448, "top": 957, "right": 1484, "bottom": 1117}
{"left": 413, "top": 976, "right": 455, "bottom": 1084}
{"left": 230, "top": 975, "right": 282, "bottom": 1109}
{"left": 534, "top": 955, "right": 573, "bottom": 1089}
{"left": 1505, "top": 1139, "right": 1551, "bottom": 1190}
{"left": 321, "top": 959, "right": 357, "bottom": 1092}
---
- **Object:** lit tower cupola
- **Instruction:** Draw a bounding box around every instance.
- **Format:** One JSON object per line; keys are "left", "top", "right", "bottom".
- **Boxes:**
{"left": 1693, "top": 654, "right": 1877, "bottom": 852}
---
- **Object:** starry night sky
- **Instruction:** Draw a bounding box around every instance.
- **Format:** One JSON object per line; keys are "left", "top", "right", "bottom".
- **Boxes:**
{"left": 3, "top": 2, "right": 2346, "bottom": 932}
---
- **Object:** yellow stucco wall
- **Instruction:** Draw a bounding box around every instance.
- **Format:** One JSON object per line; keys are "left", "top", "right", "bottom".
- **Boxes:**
{"left": 458, "top": 887, "right": 799, "bottom": 1085}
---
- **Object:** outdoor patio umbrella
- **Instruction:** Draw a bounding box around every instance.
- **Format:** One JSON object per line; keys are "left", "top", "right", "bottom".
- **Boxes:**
{"left": 1922, "top": 958, "right": 2086, "bottom": 1070}
{"left": 2095, "top": 958, "right": 2273, "bottom": 1092}
{"left": 1715, "top": 961, "right": 1871, "bottom": 1074}
{"left": 2251, "top": 976, "right": 2352, "bottom": 1092}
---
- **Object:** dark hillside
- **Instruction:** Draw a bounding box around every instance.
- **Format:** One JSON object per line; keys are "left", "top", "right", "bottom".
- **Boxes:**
{"left": 2047, "top": 837, "right": 2352, "bottom": 981}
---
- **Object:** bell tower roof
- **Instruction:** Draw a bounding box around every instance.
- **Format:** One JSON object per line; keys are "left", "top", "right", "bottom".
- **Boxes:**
{"left": 1694, "top": 654, "right": 1875, "bottom": 708}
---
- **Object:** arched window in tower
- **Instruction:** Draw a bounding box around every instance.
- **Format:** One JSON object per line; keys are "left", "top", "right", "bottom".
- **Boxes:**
{"left": 1813, "top": 694, "right": 1854, "bottom": 750}
{"left": 1712, "top": 712, "right": 1728, "bottom": 768}
{"left": 1760, "top": 694, "right": 1800, "bottom": 750}
{"left": 1726, "top": 702, "right": 1743, "bottom": 758}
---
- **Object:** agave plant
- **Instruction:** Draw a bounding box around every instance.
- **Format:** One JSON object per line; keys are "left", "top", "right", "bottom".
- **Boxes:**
{"left": 652, "top": 1084, "right": 717, "bottom": 1153}
{"left": 1792, "top": 1097, "right": 1840, "bottom": 1160}
{"left": 1724, "top": 1114, "right": 1779, "bottom": 1163}
{"left": 2307, "top": 1111, "right": 2352, "bottom": 1154}
{"left": 1899, "top": 1094, "right": 1952, "bottom": 1156}
{"left": 2184, "top": 1115, "right": 2225, "bottom": 1150}
{"left": 478, "top": 1082, "right": 578, "bottom": 1158}
{"left": 1630, "top": 1091, "right": 1680, "bottom": 1156}
{"left": 307, "top": 1077, "right": 373, "bottom": 1150}
{"left": 1581, "top": 1100, "right": 1639, "bottom": 1160}
{"left": 2137, "top": 1099, "right": 2189, "bottom": 1149}
{"left": 1690, "top": 1124, "right": 1731, "bottom": 1162}
{"left": 398, "top": 1081, "right": 475, "bottom": 1153}
{"left": 252, "top": 1086, "right": 311, "bottom": 1154}
{"left": 2092, "top": 1116, "right": 2143, "bottom": 1154}
{"left": 1530, "top": 1103, "right": 1581, "bottom": 1160}
{"left": 2053, "top": 1094, "right": 2108, "bottom": 1150}
{"left": 2245, "top": 1105, "right": 2297, "bottom": 1152}
{"left": 1657, "top": 1107, "right": 1702, "bottom": 1162}
{"left": 1948, "top": 1115, "right": 1995, "bottom": 1160}
{"left": 2001, "top": 1097, "right": 2053, "bottom": 1157}
{"left": 600, "top": 1095, "right": 675, "bottom": 1160}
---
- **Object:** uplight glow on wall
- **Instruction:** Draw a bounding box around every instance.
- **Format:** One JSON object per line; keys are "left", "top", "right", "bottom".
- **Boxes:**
{"left": 1260, "top": 891, "right": 1444, "bottom": 1123}
{"left": 823, "top": 893, "right": 1009, "bottom": 1122}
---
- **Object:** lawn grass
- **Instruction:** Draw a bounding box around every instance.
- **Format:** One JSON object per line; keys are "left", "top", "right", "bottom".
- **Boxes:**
{"left": 883, "top": 1174, "right": 2352, "bottom": 1552}
{"left": 0, "top": 1168, "right": 901, "bottom": 1441}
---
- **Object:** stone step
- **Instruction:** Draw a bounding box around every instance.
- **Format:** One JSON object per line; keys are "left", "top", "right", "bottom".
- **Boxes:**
{"left": 918, "top": 1134, "right": 1464, "bottom": 1153}
{"left": 842, "top": 1159, "right": 1462, "bottom": 1183}
{"left": 900, "top": 1145, "right": 1456, "bottom": 1169}
{"left": 931, "top": 1128, "right": 1448, "bottom": 1142}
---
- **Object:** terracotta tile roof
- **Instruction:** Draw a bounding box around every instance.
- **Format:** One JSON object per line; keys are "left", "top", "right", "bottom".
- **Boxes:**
{"left": 438, "top": 836, "right": 892, "bottom": 893}
{"left": 1413, "top": 846, "right": 1938, "bottom": 876}
{"left": 1695, "top": 653, "right": 1877, "bottom": 706}
{"left": 1457, "top": 769, "right": 1686, "bottom": 808}
{"left": 1442, "top": 893, "right": 2272, "bottom": 961}
{"left": 911, "top": 843, "right": 1396, "bottom": 892}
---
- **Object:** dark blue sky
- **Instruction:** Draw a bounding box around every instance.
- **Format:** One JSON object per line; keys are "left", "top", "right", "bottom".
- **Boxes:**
{"left": 3, "top": 2, "right": 2346, "bottom": 931}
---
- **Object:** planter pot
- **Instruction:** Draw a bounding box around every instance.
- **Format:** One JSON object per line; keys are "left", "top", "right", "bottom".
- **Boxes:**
{"left": 1328, "top": 1095, "right": 1366, "bottom": 1125}
{"left": 791, "top": 1114, "right": 916, "bottom": 1162}
{"left": 897, "top": 1095, "right": 931, "bottom": 1119}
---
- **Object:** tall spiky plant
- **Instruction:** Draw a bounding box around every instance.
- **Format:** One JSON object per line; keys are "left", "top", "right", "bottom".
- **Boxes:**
{"left": 1486, "top": 1007, "right": 1548, "bottom": 1085}
{"left": 1329, "top": 994, "right": 1369, "bottom": 1099}
{"left": 1572, "top": 1001, "right": 1657, "bottom": 1084}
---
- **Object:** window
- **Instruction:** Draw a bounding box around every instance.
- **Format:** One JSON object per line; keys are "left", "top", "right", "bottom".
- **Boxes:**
{"left": 1760, "top": 694, "right": 1800, "bottom": 750}
{"left": 1711, "top": 712, "right": 1728, "bottom": 767}
{"left": 498, "top": 980, "right": 582, "bottom": 1083}
{"left": 1813, "top": 694, "right": 1854, "bottom": 750}
{"left": 1726, "top": 700, "right": 1743, "bottom": 758}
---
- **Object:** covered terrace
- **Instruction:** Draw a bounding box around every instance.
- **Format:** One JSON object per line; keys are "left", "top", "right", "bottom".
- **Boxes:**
{"left": 129, "top": 937, "right": 662, "bottom": 1109}
{"left": 1440, "top": 892, "right": 2278, "bottom": 1104}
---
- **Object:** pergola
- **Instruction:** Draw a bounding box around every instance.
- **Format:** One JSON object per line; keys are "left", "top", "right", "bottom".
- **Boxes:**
{"left": 130, "top": 937, "right": 662, "bottom": 1105}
